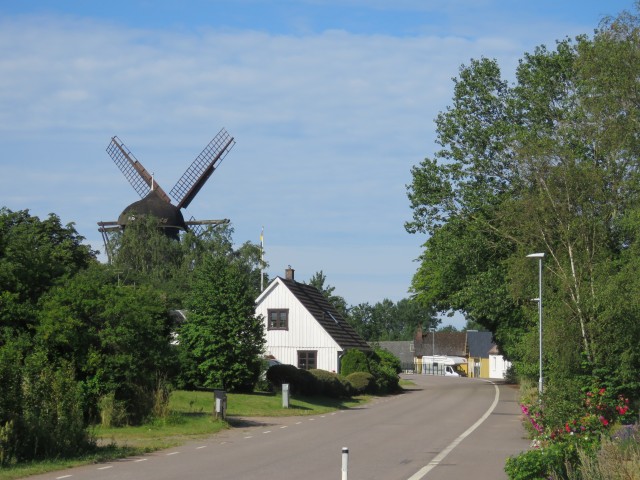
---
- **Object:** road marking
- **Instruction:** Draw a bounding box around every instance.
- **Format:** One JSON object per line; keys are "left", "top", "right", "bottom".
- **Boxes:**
{"left": 263, "top": 430, "right": 271, "bottom": 434}
{"left": 56, "top": 476, "right": 72, "bottom": 479}
{"left": 196, "top": 445, "right": 207, "bottom": 449}
{"left": 166, "top": 451, "right": 179, "bottom": 456}
{"left": 97, "top": 466, "right": 112, "bottom": 470}
{"left": 407, "top": 382, "right": 500, "bottom": 480}
{"left": 134, "top": 458, "right": 148, "bottom": 462}
{"left": 244, "top": 436, "right": 253, "bottom": 439}
{"left": 295, "top": 421, "right": 302, "bottom": 425}
{"left": 280, "top": 425, "right": 288, "bottom": 429}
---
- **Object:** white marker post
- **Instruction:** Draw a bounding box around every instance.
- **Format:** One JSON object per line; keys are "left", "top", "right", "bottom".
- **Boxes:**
{"left": 341, "top": 447, "right": 349, "bottom": 480}
{"left": 282, "top": 383, "right": 289, "bottom": 408}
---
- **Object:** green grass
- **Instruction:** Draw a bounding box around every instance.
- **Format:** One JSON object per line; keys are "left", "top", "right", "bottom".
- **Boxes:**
{"left": 0, "top": 390, "right": 370, "bottom": 480}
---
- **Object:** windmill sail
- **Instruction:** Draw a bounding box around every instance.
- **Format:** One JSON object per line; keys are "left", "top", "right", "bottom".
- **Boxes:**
{"left": 106, "top": 136, "right": 171, "bottom": 203}
{"left": 170, "top": 128, "right": 235, "bottom": 209}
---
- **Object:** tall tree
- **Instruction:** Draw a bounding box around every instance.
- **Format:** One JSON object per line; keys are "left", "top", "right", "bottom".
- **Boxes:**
{"left": 406, "top": 6, "right": 640, "bottom": 403}
{"left": 36, "top": 263, "right": 175, "bottom": 424}
{"left": 0, "top": 208, "right": 96, "bottom": 341}
{"left": 179, "top": 254, "right": 265, "bottom": 392}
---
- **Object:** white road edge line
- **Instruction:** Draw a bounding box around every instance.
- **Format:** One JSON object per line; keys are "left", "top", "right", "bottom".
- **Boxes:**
{"left": 56, "top": 476, "right": 73, "bottom": 479}
{"left": 407, "top": 382, "right": 500, "bottom": 480}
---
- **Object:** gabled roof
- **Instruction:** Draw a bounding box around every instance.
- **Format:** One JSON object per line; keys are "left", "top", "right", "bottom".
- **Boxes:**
{"left": 376, "top": 341, "right": 414, "bottom": 364}
{"left": 277, "top": 277, "right": 371, "bottom": 351}
{"left": 415, "top": 331, "right": 467, "bottom": 357}
{"left": 467, "top": 331, "right": 494, "bottom": 358}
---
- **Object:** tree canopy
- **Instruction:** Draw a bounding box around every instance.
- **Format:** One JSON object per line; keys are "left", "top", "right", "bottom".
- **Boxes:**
{"left": 406, "top": 8, "right": 640, "bottom": 403}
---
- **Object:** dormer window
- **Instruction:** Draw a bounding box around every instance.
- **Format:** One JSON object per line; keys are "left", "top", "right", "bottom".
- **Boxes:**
{"left": 268, "top": 309, "right": 289, "bottom": 330}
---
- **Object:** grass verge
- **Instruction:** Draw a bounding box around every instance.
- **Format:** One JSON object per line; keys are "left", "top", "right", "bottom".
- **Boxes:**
{"left": 0, "top": 390, "right": 370, "bottom": 480}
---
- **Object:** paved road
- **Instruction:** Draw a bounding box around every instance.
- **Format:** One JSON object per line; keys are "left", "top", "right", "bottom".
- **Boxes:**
{"left": 28, "top": 375, "right": 530, "bottom": 480}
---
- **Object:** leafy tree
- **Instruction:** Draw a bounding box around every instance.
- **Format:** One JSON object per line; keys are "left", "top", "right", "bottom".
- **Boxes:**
{"left": 0, "top": 208, "right": 96, "bottom": 340}
{"left": 406, "top": 6, "right": 640, "bottom": 409}
{"left": 347, "top": 302, "right": 376, "bottom": 340}
{"left": 347, "top": 298, "right": 437, "bottom": 341}
{"left": 36, "top": 263, "right": 176, "bottom": 424}
{"left": 179, "top": 254, "right": 265, "bottom": 392}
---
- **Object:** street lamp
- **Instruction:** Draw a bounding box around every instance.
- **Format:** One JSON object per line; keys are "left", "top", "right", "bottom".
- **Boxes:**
{"left": 527, "top": 252, "right": 545, "bottom": 396}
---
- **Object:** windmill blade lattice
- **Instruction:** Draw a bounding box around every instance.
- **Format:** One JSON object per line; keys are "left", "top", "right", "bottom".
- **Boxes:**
{"left": 106, "top": 136, "right": 171, "bottom": 203}
{"left": 170, "top": 128, "right": 235, "bottom": 209}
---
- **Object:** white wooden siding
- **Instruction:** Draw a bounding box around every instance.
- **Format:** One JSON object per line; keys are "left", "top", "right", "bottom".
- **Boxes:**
{"left": 489, "top": 354, "right": 512, "bottom": 379}
{"left": 255, "top": 279, "right": 342, "bottom": 372}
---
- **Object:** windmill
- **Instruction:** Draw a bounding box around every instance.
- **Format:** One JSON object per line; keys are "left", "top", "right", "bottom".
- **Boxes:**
{"left": 98, "top": 128, "right": 235, "bottom": 262}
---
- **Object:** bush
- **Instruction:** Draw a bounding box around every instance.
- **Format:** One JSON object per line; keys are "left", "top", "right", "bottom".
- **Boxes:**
{"left": 508, "top": 384, "right": 636, "bottom": 479}
{"left": 340, "top": 349, "right": 370, "bottom": 377}
{"left": 505, "top": 442, "right": 571, "bottom": 480}
{"left": 369, "top": 348, "right": 401, "bottom": 394}
{"left": 0, "top": 351, "right": 94, "bottom": 465}
{"left": 266, "top": 364, "right": 318, "bottom": 396}
{"left": 98, "top": 393, "right": 128, "bottom": 428}
{"left": 346, "top": 372, "right": 376, "bottom": 394}
{"left": 309, "top": 369, "right": 350, "bottom": 398}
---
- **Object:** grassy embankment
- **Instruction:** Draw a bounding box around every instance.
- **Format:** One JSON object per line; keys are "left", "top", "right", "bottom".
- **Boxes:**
{"left": 0, "top": 390, "right": 370, "bottom": 480}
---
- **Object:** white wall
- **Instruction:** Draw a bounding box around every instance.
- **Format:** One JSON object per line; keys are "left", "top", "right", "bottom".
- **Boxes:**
{"left": 256, "top": 279, "right": 342, "bottom": 372}
{"left": 489, "top": 354, "right": 512, "bottom": 379}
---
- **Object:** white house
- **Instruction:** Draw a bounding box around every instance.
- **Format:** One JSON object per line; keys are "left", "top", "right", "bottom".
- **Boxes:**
{"left": 255, "top": 267, "right": 370, "bottom": 373}
{"left": 489, "top": 344, "right": 512, "bottom": 379}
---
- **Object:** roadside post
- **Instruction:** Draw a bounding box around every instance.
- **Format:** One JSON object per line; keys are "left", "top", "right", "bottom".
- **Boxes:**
{"left": 214, "top": 389, "right": 227, "bottom": 420}
{"left": 341, "top": 447, "right": 349, "bottom": 480}
{"left": 282, "top": 383, "right": 289, "bottom": 408}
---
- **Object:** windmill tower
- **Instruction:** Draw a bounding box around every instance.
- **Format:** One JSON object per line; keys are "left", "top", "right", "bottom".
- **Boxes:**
{"left": 98, "top": 128, "right": 235, "bottom": 262}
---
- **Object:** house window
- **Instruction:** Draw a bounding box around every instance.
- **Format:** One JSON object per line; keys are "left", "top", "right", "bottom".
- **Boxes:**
{"left": 297, "top": 350, "right": 317, "bottom": 370}
{"left": 268, "top": 309, "right": 289, "bottom": 330}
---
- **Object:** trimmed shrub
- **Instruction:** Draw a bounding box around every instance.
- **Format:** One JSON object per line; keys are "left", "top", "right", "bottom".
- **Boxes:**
{"left": 266, "top": 364, "right": 318, "bottom": 396}
{"left": 309, "top": 369, "right": 350, "bottom": 398}
{"left": 340, "top": 349, "right": 370, "bottom": 377}
{"left": 346, "top": 372, "right": 376, "bottom": 394}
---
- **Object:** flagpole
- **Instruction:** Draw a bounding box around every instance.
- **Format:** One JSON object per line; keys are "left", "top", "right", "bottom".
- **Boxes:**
{"left": 260, "top": 226, "right": 264, "bottom": 292}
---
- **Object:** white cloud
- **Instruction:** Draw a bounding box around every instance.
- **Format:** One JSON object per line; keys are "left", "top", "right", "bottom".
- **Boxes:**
{"left": 0, "top": 4, "right": 627, "bottom": 308}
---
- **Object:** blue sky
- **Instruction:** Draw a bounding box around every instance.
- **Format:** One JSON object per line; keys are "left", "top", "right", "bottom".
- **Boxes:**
{"left": 0, "top": 0, "right": 633, "bottom": 328}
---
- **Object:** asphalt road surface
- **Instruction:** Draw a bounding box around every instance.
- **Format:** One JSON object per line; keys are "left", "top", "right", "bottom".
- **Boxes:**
{"left": 28, "top": 375, "right": 530, "bottom": 480}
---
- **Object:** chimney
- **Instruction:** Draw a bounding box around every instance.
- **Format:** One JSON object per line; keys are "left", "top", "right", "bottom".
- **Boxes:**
{"left": 285, "top": 266, "right": 295, "bottom": 280}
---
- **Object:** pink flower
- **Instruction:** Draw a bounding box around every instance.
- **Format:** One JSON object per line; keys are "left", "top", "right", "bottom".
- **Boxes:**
{"left": 616, "top": 405, "right": 629, "bottom": 415}
{"left": 599, "top": 388, "right": 606, "bottom": 396}
{"left": 565, "top": 423, "right": 571, "bottom": 432}
{"left": 599, "top": 416, "right": 609, "bottom": 426}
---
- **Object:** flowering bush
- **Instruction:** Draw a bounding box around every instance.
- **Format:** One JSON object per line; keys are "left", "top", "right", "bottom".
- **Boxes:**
{"left": 506, "top": 387, "right": 635, "bottom": 479}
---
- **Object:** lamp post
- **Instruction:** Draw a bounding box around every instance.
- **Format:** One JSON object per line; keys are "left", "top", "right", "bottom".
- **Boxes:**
{"left": 527, "top": 252, "right": 545, "bottom": 396}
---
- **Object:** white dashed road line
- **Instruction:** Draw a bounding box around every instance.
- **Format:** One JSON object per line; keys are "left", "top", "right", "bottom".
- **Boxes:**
{"left": 48, "top": 411, "right": 345, "bottom": 479}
